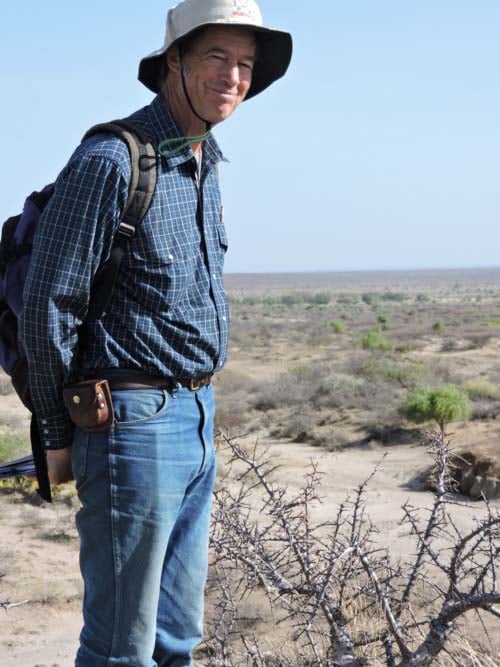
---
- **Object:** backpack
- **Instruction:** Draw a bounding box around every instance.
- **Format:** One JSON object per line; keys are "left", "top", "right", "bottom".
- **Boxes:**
{"left": 0, "top": 120, "right": 158, "bottom": 502}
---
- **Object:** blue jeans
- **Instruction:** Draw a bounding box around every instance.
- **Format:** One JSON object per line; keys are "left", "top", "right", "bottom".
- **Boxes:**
{"left": 71, "top": 384, "right": 216, "bottom": 667}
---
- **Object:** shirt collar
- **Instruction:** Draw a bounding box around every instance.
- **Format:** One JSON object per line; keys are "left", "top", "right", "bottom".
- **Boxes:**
{"left": 147, "top": 94, "right": 227, "bottom": 170}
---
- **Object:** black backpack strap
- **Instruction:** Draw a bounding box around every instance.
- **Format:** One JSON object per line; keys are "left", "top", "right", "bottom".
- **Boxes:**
{"left": 82, "top": 120, "right": 158, "bottom": 320}
{"left": 0, "top": 215, "right": 21, "bottom": 276}
{"left": 31, "top": 415, "right": 52, "bottom": 502}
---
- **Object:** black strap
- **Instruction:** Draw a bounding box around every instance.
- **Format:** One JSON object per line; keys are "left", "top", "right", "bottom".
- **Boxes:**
{"left": 0, "top": 215, "right": 22, "bottom": 276}
{"left": 82, "top": 120, "right": 158, "bottom": 320}
{"left": 30, "top": 416, "right": 51, "bottom": 502}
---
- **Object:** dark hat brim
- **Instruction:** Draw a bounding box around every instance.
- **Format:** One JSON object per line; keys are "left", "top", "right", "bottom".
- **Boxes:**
{"left": 138, "top": 25, "right": 292, "bottom": 100}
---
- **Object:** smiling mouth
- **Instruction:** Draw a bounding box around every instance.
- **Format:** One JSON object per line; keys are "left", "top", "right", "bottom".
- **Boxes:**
{"left": 210, "top": 88, "right": 237, "bottom": 99}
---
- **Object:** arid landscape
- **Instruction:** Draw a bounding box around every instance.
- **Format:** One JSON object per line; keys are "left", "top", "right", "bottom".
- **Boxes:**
{"left": 1, "top": 268, "right": 499, "bottom": 666}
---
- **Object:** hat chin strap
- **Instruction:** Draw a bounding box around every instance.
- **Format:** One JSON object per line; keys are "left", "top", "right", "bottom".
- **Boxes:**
{"left": 179, "top": 47, "right": 212, "bottom": 131}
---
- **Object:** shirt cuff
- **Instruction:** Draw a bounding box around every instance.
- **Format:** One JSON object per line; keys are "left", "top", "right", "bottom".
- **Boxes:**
{"left": 36, "top": 412, "right": 74, "bottom": 450}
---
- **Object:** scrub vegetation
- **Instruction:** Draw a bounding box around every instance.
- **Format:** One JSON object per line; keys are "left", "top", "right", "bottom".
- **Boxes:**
{"left": 218, "top": 272, "right": 500, "bottom": 499}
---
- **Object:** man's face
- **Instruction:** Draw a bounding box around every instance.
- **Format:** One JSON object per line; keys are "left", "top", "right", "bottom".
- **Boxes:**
{"left": 180, "top": 26, "right": 257, "bottom": 125}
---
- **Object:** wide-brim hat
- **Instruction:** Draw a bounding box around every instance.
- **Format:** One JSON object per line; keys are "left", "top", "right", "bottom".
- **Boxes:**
{"left": 138, "top": 0, "right": 293, "bottom": 100}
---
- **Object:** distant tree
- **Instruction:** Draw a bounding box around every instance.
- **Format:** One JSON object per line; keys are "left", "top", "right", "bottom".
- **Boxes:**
{"left": 309, "top": 291, "right": 332, "bottom": 305}
{"left": 361, "top": 291, "right": 380, "bottom": 305}
{"left": 401, "top": 385, "right": 471, "bottom": 437}
{"left": 377, "top": 314, "right": 390, "bottom": 330}
{"left": 328, "top": 320, "right": 345, "bottom": 334}
{"left": 280, "top": 292, "right": 303, "bottom": 307}
{"left": 432, "top": 321, "right": 444, "bottom": 333}
{"left": 336, "top": 294, "right": 357, "bottom": 306}
{"left": 361, "top": 329, "right": 393, "bottom": 352}
{"left": 381, "top": 291, "right": 406, "bottom": 302}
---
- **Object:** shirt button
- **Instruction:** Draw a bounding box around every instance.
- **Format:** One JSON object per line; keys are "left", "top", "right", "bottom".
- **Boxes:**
{"left": 45, "top": 441, "right": 51, "bottom": 447}
{"left": 44, "top": 429, "right": 49, "bottom": 435}
{"left": 222, "top": 316, "right": 227, "bottom": 321}
{"left": 212, "top": 273, "right": 217, "bottom": 280}
{"left": 41, "top": 420, "right": 47, "bottom": 425}
{"left": 168, "top": 254, "right": 174, "bottom": 261}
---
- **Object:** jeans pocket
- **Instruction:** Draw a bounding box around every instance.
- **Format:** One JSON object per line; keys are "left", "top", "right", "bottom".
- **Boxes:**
{"left": 72, "top": 428, "right": 90, "bottom": 485}
{"left": 113, "top": 389, "right": 169, "bottom": 427}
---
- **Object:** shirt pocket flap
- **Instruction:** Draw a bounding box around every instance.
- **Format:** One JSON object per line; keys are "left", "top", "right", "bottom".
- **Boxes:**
{"left": 217, "top": 224, "right": 228, "bottom": 250}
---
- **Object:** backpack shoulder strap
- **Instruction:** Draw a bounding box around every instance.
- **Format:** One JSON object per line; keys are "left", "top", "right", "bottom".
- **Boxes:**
{"left": 83, "top": 120, "right": 157, "bottom": 238}
{"left": 82, "top": 120, "right": 158, "bottom": 320}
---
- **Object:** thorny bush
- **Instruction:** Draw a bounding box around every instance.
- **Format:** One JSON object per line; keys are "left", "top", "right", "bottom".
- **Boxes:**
{"left": 199, "top": 431, "right": 500, "bottom": 666}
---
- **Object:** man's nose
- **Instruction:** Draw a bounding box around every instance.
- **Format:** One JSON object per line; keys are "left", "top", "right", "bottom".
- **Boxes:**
{"left": 221, "top": 63, "right": 240, "bottom": 87}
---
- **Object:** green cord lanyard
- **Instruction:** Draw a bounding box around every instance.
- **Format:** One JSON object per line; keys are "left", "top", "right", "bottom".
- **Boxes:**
{"left": 158, "top": 131, "right": 211, "bottom": 159}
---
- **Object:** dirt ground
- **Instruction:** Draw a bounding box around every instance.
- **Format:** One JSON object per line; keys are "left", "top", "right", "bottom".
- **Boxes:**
{"left": 0, "top": 436, "right": 498, "bottom": 666}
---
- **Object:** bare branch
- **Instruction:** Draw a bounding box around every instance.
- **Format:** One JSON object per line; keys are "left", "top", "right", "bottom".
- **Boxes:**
{"left": 0, "top": 599, "right": 30, "bottom": 611}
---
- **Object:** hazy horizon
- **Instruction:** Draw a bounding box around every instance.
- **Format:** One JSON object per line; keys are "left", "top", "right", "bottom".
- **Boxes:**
{"left": 225, "top": 266, "right": 500, "bottom": 276}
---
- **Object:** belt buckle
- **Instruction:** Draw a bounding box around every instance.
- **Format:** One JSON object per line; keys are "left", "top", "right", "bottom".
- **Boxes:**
{"left": 189, "top": 378, "right": 203, "bottom": 391}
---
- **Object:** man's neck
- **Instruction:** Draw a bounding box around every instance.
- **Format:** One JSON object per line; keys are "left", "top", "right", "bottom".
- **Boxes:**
{"left": 161, "top": 88, "right": 207, "bottom": 154}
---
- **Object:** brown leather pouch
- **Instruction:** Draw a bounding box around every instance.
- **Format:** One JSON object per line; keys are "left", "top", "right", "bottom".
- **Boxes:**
{"left": 63, "top": 379, "right": 114, "bottom": 432}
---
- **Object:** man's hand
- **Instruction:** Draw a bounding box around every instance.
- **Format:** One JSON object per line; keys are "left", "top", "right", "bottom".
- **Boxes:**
{"left": 46, "top": 447, "right": 74, "bottom": 485}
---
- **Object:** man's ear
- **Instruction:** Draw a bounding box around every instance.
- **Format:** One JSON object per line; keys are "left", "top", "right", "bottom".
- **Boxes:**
{"left": 166, "top": 47, "right": 182, "bottom": 74}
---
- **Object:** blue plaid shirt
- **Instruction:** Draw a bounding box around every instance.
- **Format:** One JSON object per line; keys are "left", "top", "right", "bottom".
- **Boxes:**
{"left": 20, "top": 95, "right": 230, "bottom": 450}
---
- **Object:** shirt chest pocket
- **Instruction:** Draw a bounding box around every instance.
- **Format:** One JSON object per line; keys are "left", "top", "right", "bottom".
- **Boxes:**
{"left": 125, "top": 224, "right": 199, "bottom": 309}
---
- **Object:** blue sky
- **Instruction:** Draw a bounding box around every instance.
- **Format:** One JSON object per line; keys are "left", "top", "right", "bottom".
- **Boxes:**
{"left": 1, "top": 1, "right": 499, "bottom": 272}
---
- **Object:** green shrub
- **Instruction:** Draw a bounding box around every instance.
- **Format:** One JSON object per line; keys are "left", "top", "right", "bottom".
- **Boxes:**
{"left": 462, "top": 380, "right": 499, "bottom": 401}
{"left": 313, "top": 372, "right": 368, "bottom": 408}
{"left": 377, "top": 314, "right": 390, "bottom": 330}
{"left": 481, "top": 318, "right": 500, "bottom": 327}
{"left": 381, "top": 292, "right": 406, "bottom": 302}
{"left": 432, "top": 321, "right": 444, "bottom": 333}
{"left": 0, "top": 430, "right": 30, "bottom": 463}
{"left": 401, "top": 385, "right": 471, "bottom": 433}
{"left": 238, "top": 295, "right": 258, "bottom": 306}
{"left": 337, "top": 294, "right": 357, "bottom": 306}
{"left": 384, "top": 361, "right": 426, "bottom": 387}
{"left": 349, "top": 354, "right": 424, "bottom": 388}
{"left": 361, "top": 330, "right": 393, "bottom": 352}
{"left": 328, "top": 320, "right": 346, "bottom": 334}
{"left": 361, "top": 292, "right": 380, "bottom": 306}
{"left": 307, "top": 292, "right": 332, "bottom": 305}
{"left": 280, "top": 293, "right": 304, "bottom": 306}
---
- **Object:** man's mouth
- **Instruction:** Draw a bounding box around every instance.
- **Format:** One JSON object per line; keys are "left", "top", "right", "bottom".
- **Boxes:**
{"left": 210, "top": 88, "right": 237, "bottom": 100}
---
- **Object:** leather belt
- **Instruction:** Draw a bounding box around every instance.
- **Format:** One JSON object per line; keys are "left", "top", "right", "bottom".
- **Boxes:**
{"left": 84, "top": 372, "right": 212, "bottom": 393}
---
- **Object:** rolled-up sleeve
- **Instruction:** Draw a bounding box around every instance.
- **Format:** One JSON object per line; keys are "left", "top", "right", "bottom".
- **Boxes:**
{"left": 19, "top": 154, "right": 129, "bottom": 449}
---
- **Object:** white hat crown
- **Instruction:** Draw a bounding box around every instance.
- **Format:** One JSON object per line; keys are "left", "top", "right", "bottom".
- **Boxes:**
{"left": 165, "top": 0, "right": 263, "bottom": 48}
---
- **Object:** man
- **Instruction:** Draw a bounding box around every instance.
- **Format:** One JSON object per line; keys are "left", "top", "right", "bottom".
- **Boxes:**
{"left": 19, "top": 0, "right": 292, "bottom": 665}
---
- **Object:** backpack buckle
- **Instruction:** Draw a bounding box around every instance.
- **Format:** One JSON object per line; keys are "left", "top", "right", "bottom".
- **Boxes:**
{"left": 117, "top": 222, "right": 136, "bottom": 238}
